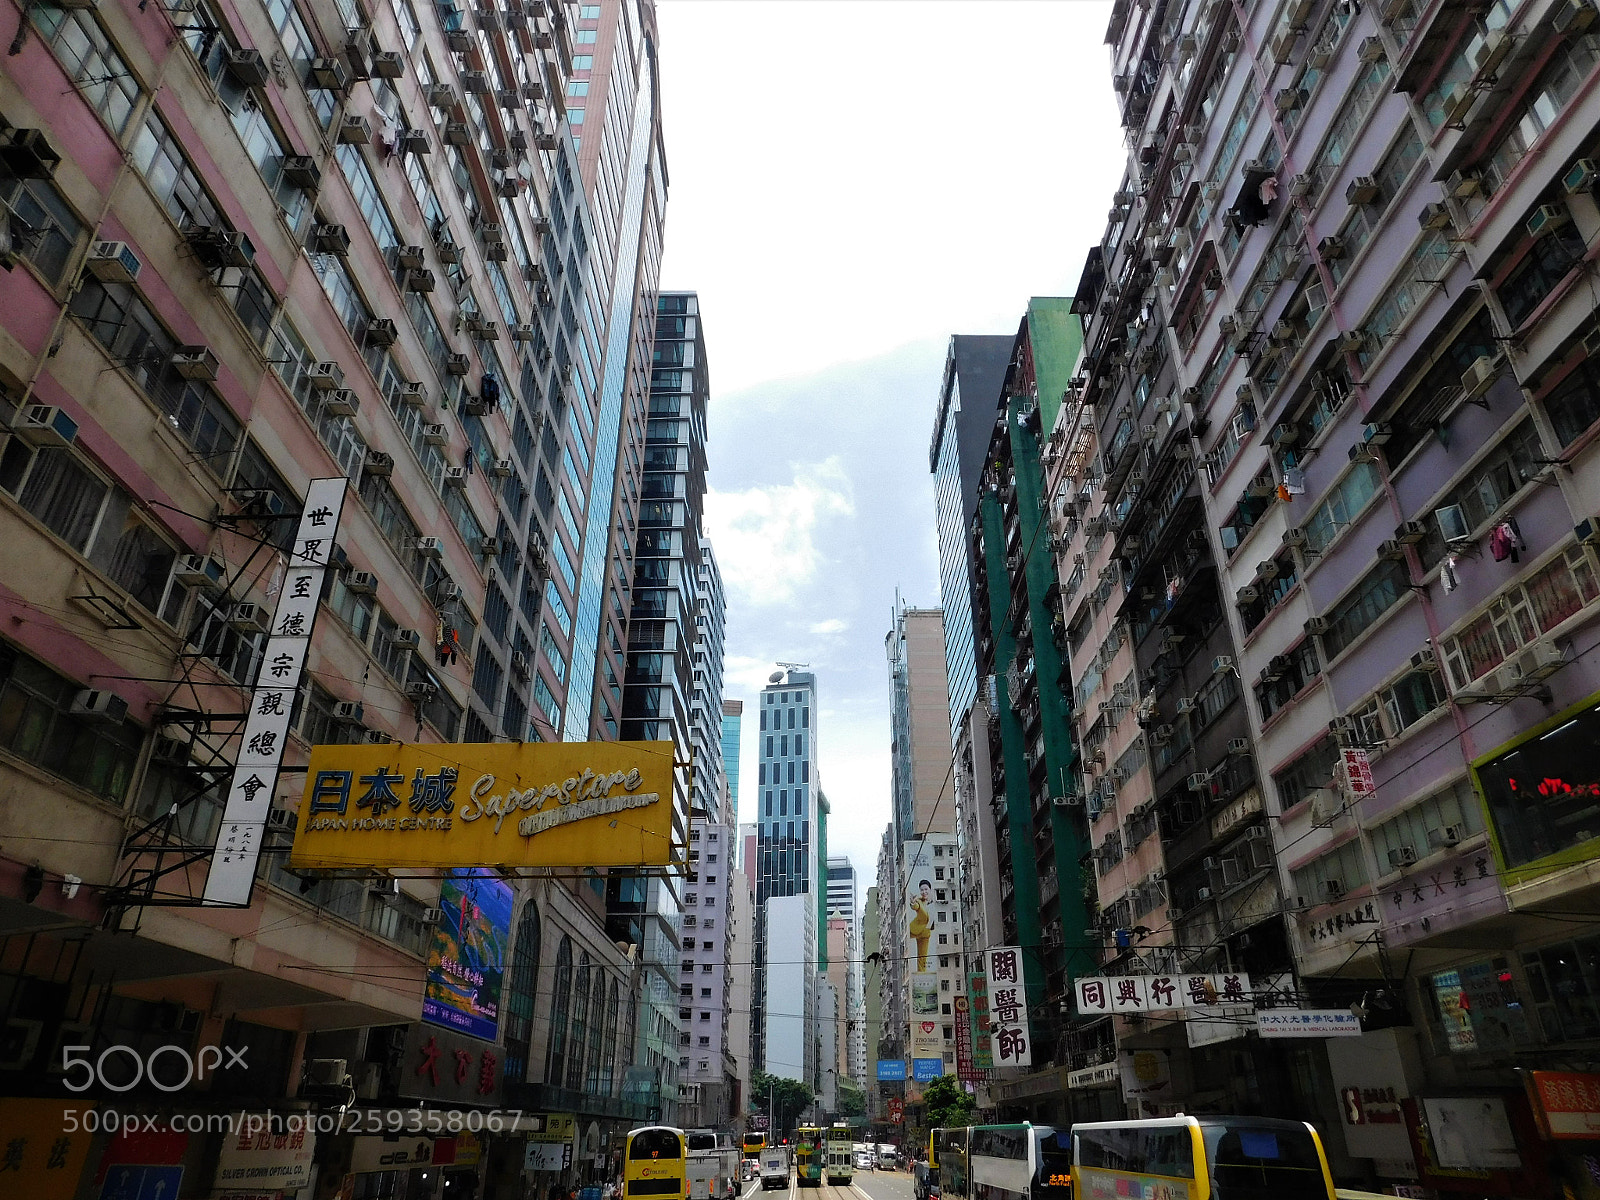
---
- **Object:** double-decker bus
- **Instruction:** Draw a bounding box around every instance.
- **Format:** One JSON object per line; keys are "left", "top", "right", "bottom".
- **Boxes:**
{"left": 826, "top": 1123, "right": 855, "bottom": 1185}
{"left": 794, "top": 1125, "right": 826, "bottom": 1188}
{"left": 626, "top": 1126, "right": 688, "bottom": 1200}
{"left": 1069, "top": 1117, "right": 1335, "bottom": 1200}
{"left": 743, "top": 1133, "right": 768, "bottom": 1160}
{"left": 931, "top": 1124, "right": 1073, "bottom": 1200}
{"left": 931, "top": 1127, "right": 968, "bottom": 1200}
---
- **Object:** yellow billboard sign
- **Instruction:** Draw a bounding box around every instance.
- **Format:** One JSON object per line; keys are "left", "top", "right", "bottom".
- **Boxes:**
{"left": 290, "top": 741, "right": 677, "bottom": 869}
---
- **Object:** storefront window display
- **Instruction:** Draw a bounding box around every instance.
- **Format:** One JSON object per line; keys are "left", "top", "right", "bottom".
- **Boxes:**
{"left": 1419, "top": 956, "right": 1537, "bottom": 1055}
{"left": 1474, "top": 694, "right": 1600, "bottom": 870}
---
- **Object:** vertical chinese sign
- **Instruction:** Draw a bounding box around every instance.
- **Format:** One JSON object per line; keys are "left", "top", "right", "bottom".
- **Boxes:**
{"left": 953, "top": 995, "right": 974, "bottom": 1081}
{"left": 983, "top": 945, "right": 1032, "bottom": 1069}
{"left": 969, "top": 973, "right": 994, "bottom": 1072}
{"left": 424, "top": 868, "right": 514, "bottom": 1040}
{"left": 204, "top": 478, "right": 347, "bottom": 906}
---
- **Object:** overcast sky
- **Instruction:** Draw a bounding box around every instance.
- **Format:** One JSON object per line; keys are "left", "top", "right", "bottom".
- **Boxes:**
{"left": 654, "top": 1, "right": 1128, "bottom": 912}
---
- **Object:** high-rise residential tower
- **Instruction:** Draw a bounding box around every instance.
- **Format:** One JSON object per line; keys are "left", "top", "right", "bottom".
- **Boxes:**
{"left": 0, "top": 0, "right": 672, "bottom": 1188}
{"left": 826, "top": 856, "right": 866, "bottom": 1087}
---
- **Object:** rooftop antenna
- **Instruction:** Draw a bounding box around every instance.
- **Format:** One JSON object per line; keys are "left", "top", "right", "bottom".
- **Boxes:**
{"left": 775, "top": 661, "right": 810, "bottom": 670}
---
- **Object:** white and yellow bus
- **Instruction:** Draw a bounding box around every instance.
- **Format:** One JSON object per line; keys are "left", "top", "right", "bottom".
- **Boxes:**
{"left": 1069, "top": 1116, "right": 1336, "bottom": 1200}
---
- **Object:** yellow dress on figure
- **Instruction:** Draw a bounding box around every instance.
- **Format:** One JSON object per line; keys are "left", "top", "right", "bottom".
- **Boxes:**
{"left": 908, "top": 895, "right": 932, "bottom": 972}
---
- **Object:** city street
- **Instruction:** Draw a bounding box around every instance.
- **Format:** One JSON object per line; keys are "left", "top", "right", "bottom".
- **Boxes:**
{"left": 740, "top": 1171, "right": 915, "bottom": 1200}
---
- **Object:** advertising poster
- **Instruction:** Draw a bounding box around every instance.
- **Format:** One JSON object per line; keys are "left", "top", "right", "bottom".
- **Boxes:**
{"left": 424, "top": 868, "right": 513, "bottom": 1041}
{"left": 901, "top": 840, "right": 939, "bottom": 974}
{"left": 954, "top": 995, "right": 974, "bottom": 1080}
{"left": 911, "top": 971, "right": 942, "bottom": 1061}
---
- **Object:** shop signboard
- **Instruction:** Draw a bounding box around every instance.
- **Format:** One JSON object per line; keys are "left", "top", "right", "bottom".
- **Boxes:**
{"left": 875, "top": 1060, "right": 906, "bottom": 1081}
{"left": 953, "top": 995, "right": 975, "bottom": 1080}
{"left": 1118, "top": 1050, "right": 1175, "bottom": 1118}
{"left": 400, "top": 1022, "right": 504, "bottom": 1105}
{"left": 968, "top": 973, "right": 995, "bottom": 1071}
{"left": 214, "top": 1118, "right": 315, "bottom": 1191}
{"left": 1526, "top": 1070, "right": 1600, "bottom": 1139}
{"left": 983, "top": 946, "right": 1032, "bottom": 1068}
{"left": 293, "top": 741, "right": 677, "bottom": 869}
{"left": 351, "top": 1137, "right": 434, "bottom": 1173}
{"left": 1067, "top": 1062, "right": 1119, "bottom": 1090}
{"left": 1074, "top": 972, "right": 1252, "bottom": 1015}
{"left": 424, "top": 868, "right": 513, "bottom": 1042}
{"left": 0, "top": 1101, "right": 96, "bottom": 1200}
{"left": 887, "top": 1098, "right": 904, "bottom": 1123}
{"left": 1256, "top": 1010, "right": 1362, "bottom": 1037}
{"left": 1381, "top": 851, "right": 1507, "bottom": 946}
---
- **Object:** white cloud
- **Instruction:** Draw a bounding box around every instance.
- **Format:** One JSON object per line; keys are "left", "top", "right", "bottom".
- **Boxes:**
{"left": 809, "top": 618, "right": 848, "bottom": 636}
{"left": 705, "top": 458, "right": 855, "bottom": 606}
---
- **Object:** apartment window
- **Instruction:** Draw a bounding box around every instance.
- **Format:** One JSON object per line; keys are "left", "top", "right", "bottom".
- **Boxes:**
{"left": 568, "top": 108, "right": 586, "bottom": 124}
{"left": 30, "top": 7, "right": 142, "bottom": 134}
{"left": 1273, "top": 737, "right": 1338, "bottom": 809}
{"left": 567, "top": 80, "right": 590, "bottom": 96}
{"left": 1322, "top": 559, "right": 1410, "bottom": 659}
{"left": 701, "top": 964, "right": 712, "bottom": 973}
{"left": 1497, "top": 220, "right": 1589, "bottom": 331}
{"left": 1356, "top": 232, "right": 1454, "bottom": 369}
{"left": 1289, "top": 837, "right": 1369, "bottom": 903}
{"left": 1255, "top": 639, "right": 1321, "bottom": 722}
{"left": 699, "top": 1012, "right": 710, "bottom": 1022}
{"left": 1369, "top": 776, "right": 1481, "bottom": 868}
{"left": 1302, "top": 462, "right": 1380, "bottom": 557}
{"left": 1543, "top": 359, "right": 1600, "bottom": 447}
{"left": 572, "top": 54, "right": 593, "bottom": 69}
{"left": 1416, "top": 420, "right": 1545, "bottom": 572}
{"left": 69, "top": 281, "right": 243, "bottom": 468}
{"left": 0, "top": 178, "right": 84, "bottom": 286}
{"left": 0, "top": 641, "right": 142, "bottom": 802}
{"left": 1478, "top": 35, "right": 1600, "bottom": 197}
{"left": 1441, "top": 544, "right": 1599, "bottom": 690}
{"left": 576, "top": 28, "right": 597, "bottom": 42}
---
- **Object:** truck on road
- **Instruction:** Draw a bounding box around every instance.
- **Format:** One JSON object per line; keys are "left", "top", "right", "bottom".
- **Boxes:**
{"left": 759, "top": 1147, "right": 790, "bottom": 1191}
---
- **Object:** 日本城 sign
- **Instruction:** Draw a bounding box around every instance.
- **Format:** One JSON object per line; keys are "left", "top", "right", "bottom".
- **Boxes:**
{"left": 1257, "top": 1009, "right": 1363, "bottom": 1038}
{"left": 1074, "top": 972, "right": 1253, "bottom": 1015}
{"left": 292, "top": 741, "right": 676, "bottom": 868}
{"left": 984, "top": 946, "right": 1032, "bottom": 1068}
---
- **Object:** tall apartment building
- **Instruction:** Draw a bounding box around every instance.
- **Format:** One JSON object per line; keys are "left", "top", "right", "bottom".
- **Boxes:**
{"left": 966, "top": 302, "right": 1098, "bottom": 1034}
{"left": 751, "top": 667, "right": 822, "bottom": 1084}
{"left": 0, "top": 0, "right": 672, "bottom": 1190}
{"left": 825, "top": 857, "right": 865, "bottom": 1087}
{"left": 612, "top": 291, "right": 713, "bottom": 1123}
{"left": 727, "top": 849, "right": 754, "bottom": 1130}
{"left": 861, "top": 883, "right": 884, "bottom": 1118}
{"left": 930, "top": 336, "right": 1013, "bottom": 1004}
{"left": 1051, "top": 0, "right": 1600, "bottom": 1178}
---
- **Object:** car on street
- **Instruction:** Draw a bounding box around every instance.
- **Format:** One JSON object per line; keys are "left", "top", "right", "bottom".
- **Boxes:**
{"left": 854, "top": 1152, "right": 875, "bottom": 1171}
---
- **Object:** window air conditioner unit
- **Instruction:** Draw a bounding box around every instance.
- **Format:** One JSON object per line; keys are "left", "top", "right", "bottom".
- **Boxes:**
{"left": 406, "top": 681, "right": 438, "bottom": 702}
{"left": 1576, "top": 515, "right": 1600, "bottom": 545}
{"left": 363, "top": 728, "right": 392, "bottom": 744}
{"left": 1410, "top": 646, "right": 1440, "bottom": 672}
{"left": 1460, "top": 354, "right": 1500, "bottom": 399}
{"left": 1195, "top": 886, "right": 1213, "bottom": 901}
{"left": 1378, "top": 538, "right": 1406, "bottom": 561}
{"left": 446, "top": 28, "right": 472, "bottom": 51}
{"left": 15, "top": 405, "right": 80, "bottom": 451}
{"left": 1237, "top": 584, "right": 1260, "bottom": 605}
{"left": 406, "top": 536, "right": 444, "bottom": 558}
{"left": 1275, "top": 87, "right": 1305, "bottom": 112}
{"left": 345, "top": 570, "right": 378, "bottom": 594}
{"left": 309, "top": 57, "right": 348, "bottom": 90}
{"left": 444, "top": 467, "right": 467, "bottom": 488}
{"left": 1427, "top": 824, "right": 1465, "bottom": 849}
{"left": 1442, "top": 83, "right": 1478, "bottom": 127}
{"left": 70, "top": 689, "right": 129, "bottom": 724}
{"left": 1336, "top": 329, "right": 1366, "bottom": 354}
{"left": 306, "top": 362, "right": 342, "bottom": 391}
{"left": 1419, "top": 202, "right": 1454, "bottom": 231}
{"left": 444, "top": 121, "right": 472, "bottom": 146}
{"left": 324, "top": 389, "right": 359, "bottom": 417}
{"left": 513, "top": 322, "right": 539, "bottom": 342}
{"left": 1349, "top": 441, "right": 1378, "bottom": 464}
{"left": 1357, "top": 35, "right": 1385, "bottom": 62}
{"left": 391, "top": 628, "right": 422, "bottom": 648}
{"left": 226, "top": 603, "right": 270, "bottom": 634}
{"left": 1305, "top": 616, "right": 1330, "bottom": 635}
{"left": 1318, "top": 235, "right": 1346, "bottom": 260}
{"left": 397, "top": 128, "right": 430, "bottom": 154}
{"left": 226, "top": 47, "right": 271, "bottom": 85}
{"left": 511, "top": 650, "right": 530, "bottom": 680}
{"left": 1228, "top": 737, "right": 1251, "bottom": 756}
{"left": 1323, "top": 879, "right": 1346, "bottom": 900}
{"left": 1553, "top": 0, "right": 1595, "bottom": 34}
{"left": 491, "top": 457, "right": 514, "bottom": 477}
{"left": 1187, "top": 772, "right": 1211, "bottom": 792}
{"left": 372, "top": 49, "right": 404, "bottom": 77}
{"left": 1345, "top": 175, "right": 1379, "bottom": 205}
{"left": 1176, "top": 696, "right": 1198, "bottom": 715}
{"left": 1565, "top": 159, "right": 1599, "bottom": 196}
{"left": 1396, "top": 519, "right": 1426, "bottom": 544}
{"left": 1285, "top": 527, "right": 1308, "bottom": 548}
{"left": 333, "top": 700, "right": 364, "bottom": 723}
{"left": 421, "top": 423, "right": 449, "bottom": 446}
{"left": 1388, "top": 846, "right": 1417, "bottom": 869}
{"left": 406, "top": 268, "right": 436, "bottom": 292}
{"left": 172, "top": 555, "right": 214, "bottom": 587}
{"left": 461, "top": 69, "right": 490, "bottom": 93}
{"left": 427, "top": 83, "right": 457, "bottom": 107}
{"left": 361, "top": 317, "right": 399, "bottom": 349}
{"left": 86, "top": 240, "right": 142, "bottom": 284}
